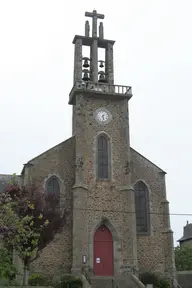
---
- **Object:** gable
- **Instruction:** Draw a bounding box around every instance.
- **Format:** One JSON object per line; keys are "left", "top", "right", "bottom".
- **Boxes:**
{"left": 130, "top": 147, "right": 166, "bottom": 174}
{"left": 21, "top": 136, "right": 75, "bottom": 175}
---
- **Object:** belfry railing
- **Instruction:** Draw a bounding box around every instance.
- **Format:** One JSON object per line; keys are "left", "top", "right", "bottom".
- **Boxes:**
{"left": 69, "top": 81, "right": 132, "bottom": 104}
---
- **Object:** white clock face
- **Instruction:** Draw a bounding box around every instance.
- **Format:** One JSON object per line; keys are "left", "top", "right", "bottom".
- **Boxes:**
{"left": 94, "top": 108, "right": 112, "bottom": 124}
{"left": 97, "top": 111, "right": 109, "bottom": 122}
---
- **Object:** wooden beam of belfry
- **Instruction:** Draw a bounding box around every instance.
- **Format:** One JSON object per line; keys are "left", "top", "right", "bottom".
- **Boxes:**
{"left": 85, "top": 10, "right": 105, "bottom": 37}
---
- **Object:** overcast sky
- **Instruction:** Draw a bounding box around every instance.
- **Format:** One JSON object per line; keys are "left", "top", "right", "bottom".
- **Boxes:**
{"left": 0, "top": 0, "right": 192, "bottom": 244}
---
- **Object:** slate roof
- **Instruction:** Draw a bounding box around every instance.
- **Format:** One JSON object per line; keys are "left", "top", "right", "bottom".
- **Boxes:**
{"left": 178, "top": 222, "right": 192, "bottom": 243}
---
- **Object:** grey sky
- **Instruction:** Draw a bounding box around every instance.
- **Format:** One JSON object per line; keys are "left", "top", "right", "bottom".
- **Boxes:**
{"left": 0, "top": 0, "right": 191, "bottom": 244}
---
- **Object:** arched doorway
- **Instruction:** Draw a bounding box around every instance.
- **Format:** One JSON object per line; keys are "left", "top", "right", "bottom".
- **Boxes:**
{"left": 94, "top": 224, "right": 114, "bottom": 276}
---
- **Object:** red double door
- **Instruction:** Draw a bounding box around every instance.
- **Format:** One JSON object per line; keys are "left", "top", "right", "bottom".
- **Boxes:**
{"left": 93, "top": 225, "right": 114, "bottom": 276}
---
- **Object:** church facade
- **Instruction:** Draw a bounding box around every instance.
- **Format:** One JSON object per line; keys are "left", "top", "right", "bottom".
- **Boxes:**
{"left": 17, "top": 10, "right": 175, "bottom": 281}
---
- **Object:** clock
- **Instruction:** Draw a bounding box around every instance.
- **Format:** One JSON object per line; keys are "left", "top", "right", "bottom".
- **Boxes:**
{"left": 97, "top": 110, "right": 109, "bottom": 122}
{"left": 94, "top": 108, "right": 112, "bottom": 124}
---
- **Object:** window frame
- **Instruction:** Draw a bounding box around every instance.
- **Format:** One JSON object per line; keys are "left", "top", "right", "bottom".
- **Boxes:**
{"left": 96, "top": 133, "right": 111, "bottom": 180}
{"left": 46, "top": 176, "right": 60, "bottom": 207}
{"left": 134, "top": 181, "right": 150, "bottom": 235}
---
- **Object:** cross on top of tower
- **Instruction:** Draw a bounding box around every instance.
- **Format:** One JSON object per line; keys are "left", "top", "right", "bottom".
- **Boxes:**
{"left": 85, "top": 10, "right": 105, "bottom": 37}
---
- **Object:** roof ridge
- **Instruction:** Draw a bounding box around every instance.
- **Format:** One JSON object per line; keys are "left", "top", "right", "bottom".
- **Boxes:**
{"left": 130, "top": 147, "right": 166, "bottom": 174}
{"left": 21, "top": 135, "right": 75, "bottom": 175}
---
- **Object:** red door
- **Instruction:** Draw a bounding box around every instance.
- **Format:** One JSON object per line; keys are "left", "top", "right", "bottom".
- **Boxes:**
{"left": 94, "top": 225, "right": 114, "bottom": 276}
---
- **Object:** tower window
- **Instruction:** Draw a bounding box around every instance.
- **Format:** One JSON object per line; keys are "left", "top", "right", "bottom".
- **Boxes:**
{"left": 97, "top": 134, "right": 110, "bottom": 179}
{"left": 134, "top": 181, "right": 150, "bottom": 234}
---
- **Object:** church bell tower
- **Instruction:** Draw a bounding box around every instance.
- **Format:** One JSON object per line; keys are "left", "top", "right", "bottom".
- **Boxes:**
{"left": 69, "top": 10, "right": 137, "bottom": 277}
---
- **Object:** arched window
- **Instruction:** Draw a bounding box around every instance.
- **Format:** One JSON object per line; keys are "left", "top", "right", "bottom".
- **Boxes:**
{"left": 134, "top": 181, "right": 150, "bottom": 234}
{"left": 46, "top": 176, "right": 60, "bottom": 206}
{"left": 97, "top": 134, "right": 110, "bottom": 179}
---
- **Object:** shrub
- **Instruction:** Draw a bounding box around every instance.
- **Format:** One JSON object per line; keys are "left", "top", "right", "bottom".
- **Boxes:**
{"left": 0, "top": 247, "right": 17, "bottom": 280}
{"left": 54, "top": 274, "right": 82, "bottom": 288}
{"left": 28, "top": 273, "right": 48, "bottom": 286}
{"left": 140, "top": 272, "right": 170, "bottom": 288}
{"left": 0, "top": 279, "right": 19, "bottom": 286}
{"left": 175, "top": 244, "right": 192, "bottom": 271}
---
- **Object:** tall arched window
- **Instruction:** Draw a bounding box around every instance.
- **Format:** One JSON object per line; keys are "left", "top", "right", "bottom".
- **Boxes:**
{"left": 46, "top": 176, "right": 60, "bottom": 206}
{"left": 134, "top": 181, "right": 150, "bottom": 234}
{"left": 97, "top": 134, "right": 110, "bottom": 179}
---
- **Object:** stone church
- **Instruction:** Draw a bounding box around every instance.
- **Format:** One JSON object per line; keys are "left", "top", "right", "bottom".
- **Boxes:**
{"left": 1, "top": 10, "right": 176, "bottom": 284}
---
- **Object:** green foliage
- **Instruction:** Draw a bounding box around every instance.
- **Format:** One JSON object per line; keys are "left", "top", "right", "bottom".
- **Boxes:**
{"left": 0, "top": 247, "right": 17, "bottom": 280}
{"left": 28, "top": 273, "right": 48, "bottom": 286}
{"left": 140, "top": 272, "right": 170, "bottom": 288}
{"left": 0, "top": 201, "right": 19, "bottom": 228}
{"left": 9, "top": 214, "right": 41, "bottom": 266}
{"left": 0, "top": 177, "right": 50, "bottom": 285}
{"left": 2, "top": 205, "right": 48, "bottom": 268}
{"left": 159, "top": 279, "right": 171, "bottom": 288}
{"left": 0, "top": 174, "right": 65, "bottom": 285}
{"left": 0, "top": 278, "right": 19, "bottom": 286}
{"left": 54, "top": 274, "right": 82, "bottom": 288}
{"left": 175, "top": 244, "right": 192, "bottom": 271}
{"left": 0, "top": 180, "right": 49, "bottom": 267}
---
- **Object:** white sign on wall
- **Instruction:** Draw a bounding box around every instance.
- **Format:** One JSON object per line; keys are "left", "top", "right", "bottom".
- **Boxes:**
{"left": 96, "top": 258, "right": 100, "bottom": 263}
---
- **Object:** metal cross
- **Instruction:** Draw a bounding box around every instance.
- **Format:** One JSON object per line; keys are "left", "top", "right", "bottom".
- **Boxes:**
{"left": 85, "top": 10, "right": 104, "bottom": 37}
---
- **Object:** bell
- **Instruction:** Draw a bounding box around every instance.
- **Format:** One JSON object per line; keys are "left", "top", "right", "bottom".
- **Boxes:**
{"left": 83, "top": 57, "right": 90, "bottom": 68}
{"left": 98, "top": 72, "right": 106, "bottom": 83}
{"left": 99, "top": 61, "right": 104, "bottom": 68}
{"left": 83, "top": 59, "right": 89, "bottom": 68}
{"left": 82, "top": 70, "right": 90, "bottom": 81}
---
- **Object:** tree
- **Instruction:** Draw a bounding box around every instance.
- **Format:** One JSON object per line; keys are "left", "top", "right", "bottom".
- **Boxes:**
{"left": 0, "top": 176, "right": 67, "bottom": 285}
{"left": 0, "top": 185, "right": 48, "bottom": 284}
{"left": 175, "top": 244, "right": 192, "bottom": 271}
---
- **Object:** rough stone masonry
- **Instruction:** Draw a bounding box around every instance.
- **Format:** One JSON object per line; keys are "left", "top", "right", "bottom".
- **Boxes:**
{"left": 0, "top": 9, "right": 176, "bottom": 283}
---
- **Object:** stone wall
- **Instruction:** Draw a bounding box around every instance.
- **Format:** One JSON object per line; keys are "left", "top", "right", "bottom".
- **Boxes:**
{"left": 180, "top": 239, "right": 192, "bottom": 247}
{"left": 74, "top": 94, "right": 131, "bottom": 187}
{"left": 177, "top": 271, "right": 192, "bottom": 288}
{"left": 72, "top": 94, "right": 137, "bottom": 274}
{"left": 13, "top": 92, "right": 175, "bottom": 278}
{"left": 131, "top": 148, "right": 175, "bottom": 277}
{"left": 22, "top": 136, "right": 75, "bottom": 277}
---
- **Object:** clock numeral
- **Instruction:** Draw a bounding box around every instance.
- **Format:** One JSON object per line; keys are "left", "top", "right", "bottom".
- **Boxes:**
{"left": 95, "top": 109, "right": 111, "bottom": 124}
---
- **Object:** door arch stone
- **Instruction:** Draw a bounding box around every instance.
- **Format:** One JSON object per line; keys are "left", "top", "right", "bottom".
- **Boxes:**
{"left": 88, "top": 217, "right": 121, "bottom": 276}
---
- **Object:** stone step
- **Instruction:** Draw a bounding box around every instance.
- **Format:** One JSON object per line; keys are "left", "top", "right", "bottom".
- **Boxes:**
{"left": 89, "top": 274, "right": 143, "bottom": 288}
{"left": 91, "top": 276, "right": 114, "bottom": 288}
